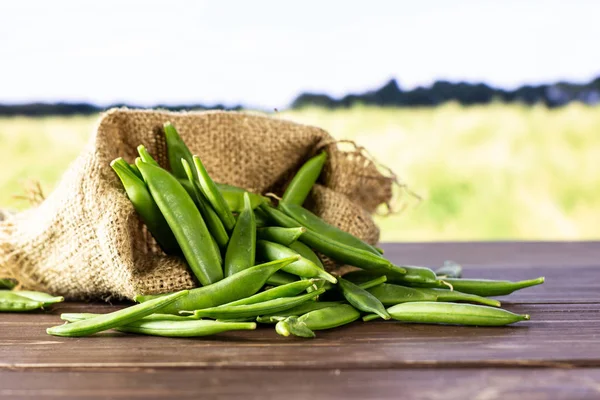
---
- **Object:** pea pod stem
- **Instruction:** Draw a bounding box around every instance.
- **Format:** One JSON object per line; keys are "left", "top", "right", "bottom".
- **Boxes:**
{"left": 0, "top": 292, "right": 44, "bottom": 312}
{"left": 216, "top": 183, "right": 268, "bottom": 212}
{"left": 266, "top": 270, "right": 299, "bottom": 286}
{"left": 46, "top": 290, "right": 189, "bottom": 337}
{"left": 256, "top": 301, "right": 344, "bottom": 323}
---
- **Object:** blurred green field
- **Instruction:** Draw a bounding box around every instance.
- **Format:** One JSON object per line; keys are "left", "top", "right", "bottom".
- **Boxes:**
{"left": 1, "top": 103, "right": 598, "bottom": 241}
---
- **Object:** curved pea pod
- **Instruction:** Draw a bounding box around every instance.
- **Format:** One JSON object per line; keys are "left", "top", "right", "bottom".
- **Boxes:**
{"left": 164, "top": 122, "right": 195, "bottom": 181}
{"left": 418, "top": 288, "right": 501, "bottom": 307}
{"left": 182, "top": 159, "right": 229, "bottom": 250}
{"left": 385, "top": 302, "right": 530, "bottom": 326}
{"left": 223, "top": 279, "right": 319, "bottom": 307}
{"left": 357, "top": 275, "right": 387, "bottom": 290}
{"left": 12, "top": 291, "right": 64, "bottom": 306}
{"left": 256, "top": 301, "right": 344, "bottom": 324}
{"left": 137, "top": 160, "right": 223, "bottom": 286}
{"left": 256, "top": 240, "right": 337, "bottom": 283}
{"left": 260, "top": 205, "right": 404, "bottom": 275}
{"left": 117, "top": 319, "right": 257, "bottom": 337}
{"left": 441, "top": 277, "right": 546, "bottom": 297}
{"left": 435, "top": 261, "right": 463, "bottom": 278}
{"left": 137, "top": 145, "right": 160, "bottom": 167}
{"left": 281, "top": 151, "right": 327, "bottom": 206}
{"left": 275, "top": 304, "right": 361, "bottom": 338}
{"left": 193, "top": 156, "right": 236, "bottom": 231}
{"left": 0, "top": 279, "right": 16, "bottom": 289}
{"left": 266, "top": 270, "right": 299, "bottom": 286}
{"left": 216, "top": 183, "right": 268, "bottom": 212}
{"left": 257, "top": 227, "right": 305, "bottom": 246}
{"left": 136, "top": 257, "right": 298, "bottom": 314}
{"left": 279, "top": 203, "right": 381, "bottom": 256}
{"left": 338, "top": 278, "right": 390, "bottom": 320}
{"left": 0, "top": 292, "right": 44, "bottom": 312}
{"left": 391, "top": 266, "right": 438, "bottom": 285}
{"left": 61, "top": 313, "right": 194, "bottom": 323}
{"left": 46, "top": 290, "right": 189, "bottom": 337}
{"left": 193, "top": 288, "right": 326, "bottom": 319}
{"left": 224, "top": 192, "right": 256, "bottom": 277}
{"left": 110, "top": 158, "right": 179, "bottom": 254}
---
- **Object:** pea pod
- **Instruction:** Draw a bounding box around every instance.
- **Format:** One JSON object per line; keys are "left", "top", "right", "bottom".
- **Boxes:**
{"left": 193, "top": 156, "right": 236, "bottom": 231}
{"left": 110, "top": 158, "right": 179, "bottom": 254}
{"left": 279, "top": 203, "right": 380, "bottom": 256}
{"left": 223, "top": 279, "right": 319, "bottom": 307}
{"left": 46, "top": 290, "right": 189, "bottom": 337}
{"left": 357, "top": 275, "right": 387, "bottom": 290}
{"left": 253, "top": 207, "right": 270, "bottom": 228}
{"left": 281, "top": 151, "right": 327, "bottom": 205}
{"left": 288, "top": 241, "right": 326, "bottom": 294}
{"left": 137, "top": 160, "right": 223, "bottom": 286}
{"left": 118, "top": 319, "right": 257, "bottom": 337}
{"left": 137, "top": 145, "right": 160, "bottom": 167}
{"left": 10, "top": 291, "right": 64, "bottom": 306}
{"left": 224, "top": 192, "right": 256, "bottom": 276}
{"left": 256, "top": 240, "right": 337, "bottom": 283}
{"left": 136, "top": 257, "right": 298, "bottom": 314}
{"left": 261, "top": 205, "right": 405, "bottom": 275}
{"left": 435, "top": 261, "right": 463, "bottom": 278}
{"left": 383, "top": 302, "right": 530, "bottom": 326}
{"left": 275, "top": 304, "right": 361, "bottom": 337}
{"left": 193, "top": 288, "right": 326, "bottom": 319}
{"left": 257, "top": 227, "right": 305, "bottom": 246}
{"left": 338, "top": 278, "right": 390, "bottom": 320}
{"left": 182, "top": 159, "right": 229, "bottom": 249}
{"left": 164, "top": 122, "right": 195, "bottom": 181}
{"left": 418, "top": 288, "right": 500, "bottom": 308}
{"left": 216, "top": 183, "right": 268, "bottom": 212}
{"left": 366, "top": 284, "right": 500, "bottom": 308}
{"left": 341, "top": 266, "right": 436, "bottom": 286}
{"left": 266, "top": 271, "right": 298, "bottom": 286}
{"left": 256, "top": 301, "right": 344, "bottom": 324}
{"left": 0, "top": 279, "right": 16, "bottom": 289}
{"left": 441, "top": 277, "right": 545, "bottom": 297}
{"left": 61, "top": 313, "right": 193, "bottom": 323}
{"left": 0, "top": 292, "right": 44, "bottom": 312}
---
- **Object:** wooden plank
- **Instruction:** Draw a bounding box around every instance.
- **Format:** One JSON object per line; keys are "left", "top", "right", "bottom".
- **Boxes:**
{"left": 1, "top": 303, "right": 600, "bottom": 370}
{"left": 380, "top": 241, "right": 600, "bottom": 268}
{"left": 1, "top": 368, "right": 600, "bottom": 400}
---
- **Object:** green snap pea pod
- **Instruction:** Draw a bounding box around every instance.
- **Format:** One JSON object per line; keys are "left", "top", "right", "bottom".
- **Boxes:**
{"left": 435, "top": 261, "right": 463, "bottom": 278}
{"left": 193, "top": 156, "right": 236, "bottom": 231}
{"left": 253, "top": 207, "right": 270, "bottom": 228}
{"left": 111, "top": 158, "right": 179, "bottom": 254}
{"left": 223, "top": 279, "right": 319, "bottom": 307}
{"left": 137, "top": 145, "right": 160, "bottom": 167}
{"left": 164, "top": 122, "right": 195, "bottom": 181}
{"left": 128, "top": 162, "right": 143, "bottom": 180}
{"left": 279, "top": 203, "right": 381, "bottom": 256}
{"left": 0, "top": 279, "right": 16, "bottom": 289}
{"left": 178, "top": 178, "right": 197, "bottom": 202}
{"left": 46, "top": 290, "right": 189, "bottom": 337}
{"left": 276, "top": 304, "right": 362, "bottom": 337}
{"left": 281, "top": 151, "right": 327, "bottom": 205}
{"left": 216, "top": 183, "right": 268, "bottom": 212}
{"left": 257, "top": 227, "right": 305, "bottom": 246}
{"left": 182, "top": 159, "right": 229, "bottom": 249}
{"left": 342, "top": 270, "right": 386, "bottom": 286}
{"left": 356, "top": 275, "right": 387, "bottom": 290}
{"left": 375, "top": 247, "right": 384, "bottom": 255}
{"left": 216, "top": 318, "right": 257, "bottom": 323}
{"left": 256, "top": 301, "right": 344, "bottom": 324}
{"left": 338, "top": 278, "right": 390, "bottom": 320}
{"left": 224, "top": 192, "right": 256, "bottom": 276}
{"left": 391, "top": 266, "right": 438, "bottom": 285}
{"left": 137, "top": 160, "right": 223, "bottom": 286}
{"left": 288, "top": 241, "right": 326, "bottom": 294}
{"left": 0, "top": 292, "right": 44, "bottom": 312}
{"left": 418, "top": 288, "right": 501, "bottom": 307}
{"left": 193, "top": 288, "right": 326, "bottom": 319}
{"left": 440, "top": 277, "right": 546, "bottom": 297}
{"left": 383, "top": 302, "right": 530, "bottom": 326}
{"left": 136, "top": 257, "right": 298, "bottom": 314}
{"left": 266, "top": 271, "right": 298, "bottom": 286}
{"left": 60, "top": 313, "right": 193, "bottom": 323}
{"left": 10, "top": 291, "right": 64, "bottom": 306}
{"left": 261, "top": 205, "right": 405, "bottom": 275}
{"left": 116, "top": 319, "right": 257, "bottom": 337}
{"left": 256, "top": 240, "right": 337, "bottom": 283}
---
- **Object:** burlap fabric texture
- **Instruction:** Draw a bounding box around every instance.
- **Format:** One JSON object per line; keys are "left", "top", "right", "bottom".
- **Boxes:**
{"left": 0, "top": 108, "right": 394, "bottom": 300}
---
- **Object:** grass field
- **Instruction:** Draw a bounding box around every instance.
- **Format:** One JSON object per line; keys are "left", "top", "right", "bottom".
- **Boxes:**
{"left": 0, "top": 103, "right": 598, "bottom": 241}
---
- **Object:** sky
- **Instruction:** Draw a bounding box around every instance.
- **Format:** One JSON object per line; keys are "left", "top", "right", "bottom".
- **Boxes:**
{"left": 1, "top": 0, "right": 599, "bottom": 109}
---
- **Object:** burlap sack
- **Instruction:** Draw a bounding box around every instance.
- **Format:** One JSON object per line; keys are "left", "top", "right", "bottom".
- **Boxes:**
{"left": 0, "top": 108, "right": 394, "bottom": 300}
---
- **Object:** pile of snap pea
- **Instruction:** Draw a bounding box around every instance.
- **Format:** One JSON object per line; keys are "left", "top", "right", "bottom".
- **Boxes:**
{"left": 42, "top": 122, "right": 545, "bottom": 338}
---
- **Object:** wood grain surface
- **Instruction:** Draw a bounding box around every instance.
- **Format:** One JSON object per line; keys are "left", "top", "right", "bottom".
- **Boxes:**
{"left": 1, "top": 241, "right": 599, "bottom": 399}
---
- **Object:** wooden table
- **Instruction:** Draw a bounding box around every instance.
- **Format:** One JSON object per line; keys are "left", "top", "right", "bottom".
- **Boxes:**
{"left": 2, "top": 242, "right": 599, "bottom": 399}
